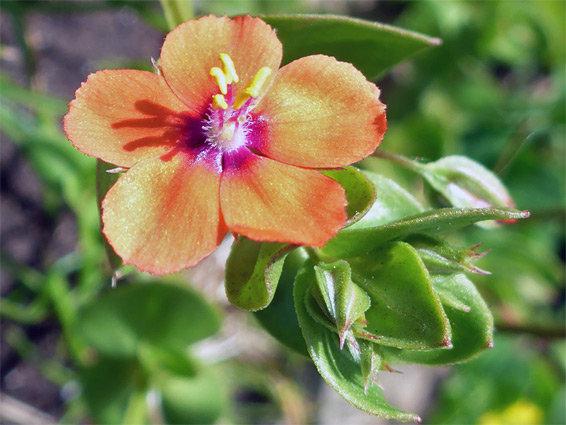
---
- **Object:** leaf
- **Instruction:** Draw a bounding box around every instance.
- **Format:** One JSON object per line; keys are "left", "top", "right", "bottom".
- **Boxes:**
{"left": 159, "top": 365, "right": 226, "bottom": 425}
{"left": 77, "top": 282, "right": 221, "bottom": 358}
{"left": 351, "top": 242, "right": 451, "bottom": 350}
{"left": 383, "top": 274, "right": 494, "bottom": 366}
{"left": 263, "top": 14, "right": 441, "bottom": 80}
{"left": 348, "top": 171, "right": 426, "bottom": 230}
{"left": 253, "top": 249, "right": 309, "bottom": 356}
{"left": 80, "top": 358, "right": 145, "bottom": 425}
{"left": 322, "top": 207, "right": 530, "bottom": 258}
{"left": 225, "top": 237, "right": 293, "bottom": 311}
{"left": 313, "top": 261, "right": 371, "bottom": 348}
{"left": 294, "top": 261, "right": 420, "bottom": 423}
{"left": 323, "top": 167, "right": 376, "bottom": 227}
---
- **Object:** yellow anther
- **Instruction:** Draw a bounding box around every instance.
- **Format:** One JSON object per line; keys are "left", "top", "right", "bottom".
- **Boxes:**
{"left": 211, "top": 94, "right": 228, "bottom": 110}
{"left": 209, "top": 67, "right": 227, "bottom": 95}
{"left": 219, "top": 53, "right": 239, "bottom": 84}
{"left": 245, "top": 67, "right": 272, "bottom": 97}
{"left": 233, "top": 67, "right": 272, "bottom": 110}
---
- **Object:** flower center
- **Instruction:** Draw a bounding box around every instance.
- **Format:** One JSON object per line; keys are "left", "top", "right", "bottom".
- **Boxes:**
{"left": 203, "top": 53, "right": 271, "bottom": 152}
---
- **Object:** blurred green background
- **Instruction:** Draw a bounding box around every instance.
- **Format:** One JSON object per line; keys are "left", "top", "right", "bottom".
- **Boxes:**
{"left": 1, "top": 0, "right": 564, "bottom": 424}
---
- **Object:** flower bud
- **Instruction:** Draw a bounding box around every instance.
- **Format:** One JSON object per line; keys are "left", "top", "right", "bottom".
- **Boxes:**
{"left": 417, "top": 156, "right": 517, "bottom": 228}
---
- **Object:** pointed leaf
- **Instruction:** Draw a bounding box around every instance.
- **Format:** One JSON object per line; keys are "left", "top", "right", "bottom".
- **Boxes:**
{"left": 313, "top": 261, "right": 371, "bottom": 347}
{"left": 294, "top": 261, "right": 420, "bottom": 423}
{"left": 322, "top": 207, "right": 529, "bottom": 258}
{"left": 384, "top": 274, "right": 494, "bottom": 365}
{"left": 351, "top": 242, "right": 451, "bottom": 350}
{"left": 263, "top": 14, "right": 441, "bottom": 80}
{"left": 323, "top": 167, "right": 376, "bottom": 227}
{"left": 225, "top": 237, "right": 293, "bottom": 311}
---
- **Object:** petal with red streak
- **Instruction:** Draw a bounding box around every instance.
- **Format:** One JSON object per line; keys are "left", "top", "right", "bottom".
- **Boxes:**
{"left": 220, "top": 149, "right": 347, "bottom": 247}
{"left": 102, "top": 149, "right": 226, "bottom": 275}
{"left": 160, "top": 15, "right": 282, "bottom": 113}
{"left": 64, "top": 70, "right": 197, "bottom": 168}
{"left": 251, "top": 55, "right": 387, "bottom": 168}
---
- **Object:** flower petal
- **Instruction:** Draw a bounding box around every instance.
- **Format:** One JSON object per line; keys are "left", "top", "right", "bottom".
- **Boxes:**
{"left": 64, "top": 70, "right": 197, "bottom": 168}
{"left": 102, "top": 149, "right": 226, "bottom": 275}
{"left": 160, "top": 15, "right": 282, "bottom": 113}
{"left": 251, "top": 55, "right": 387, "bottom": 168}
{"left": 220, "top": 149, "right": 347, "bottom": 247}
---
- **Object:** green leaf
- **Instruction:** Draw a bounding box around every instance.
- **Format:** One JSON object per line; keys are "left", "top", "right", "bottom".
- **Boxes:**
{"left": 77, "top": 282, "right": 221, "bottom": 357}
{"left": 253, "top": 249, "right": 309, "bottom": 356}
{"left": 263, "top": 14, "right": 441, "bottom": 80}
{"left": 225, "top": 237, "right": 293, "bottom": 311}
{"left": 313, "top": 261, "right": 371, "bottom": 348}
{"left": 348, "top": 171, "right": 425, "bottom": 230}
{"left": 384, "top": 274, "right": 494, "bottom": 366}
{"left": 351, "top": 242, "right": 451, "bottom": 350}
{"left": 159, "top": 365, "right": 226, "bottom": 425}
{"left": 322, "top": 207, "right": 530, "bottom": 258}
{"left": 294, "top": 261, "right": 420, "bottom": 422}
{"left": 80, "top": 358, "right": 146, "bottom": 425}
{"left": 323, "top": 167, "right": 376, "bottom": 227}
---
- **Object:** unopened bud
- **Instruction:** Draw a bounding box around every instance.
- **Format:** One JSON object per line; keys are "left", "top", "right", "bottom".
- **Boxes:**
{"left": 416, "top": 156, "right": 516, "bottom": 228}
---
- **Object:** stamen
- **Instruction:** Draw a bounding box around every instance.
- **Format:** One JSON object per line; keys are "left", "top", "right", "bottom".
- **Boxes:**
{"left": 219, "top": 53, "right": 239, "bottom": 84}
{"left": 209, "top": 67, "right": 228, "bottom": 95}
{"left": 233, "top": 67, "right": 272, "bottom": 110}
{"left": 211, "top": 94, "right": 228, "bottom": 110}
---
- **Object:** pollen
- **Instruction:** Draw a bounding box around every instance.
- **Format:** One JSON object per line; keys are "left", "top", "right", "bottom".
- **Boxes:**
{"left": 211, "top": 94, "right": 228, "bottom": 110}
{"left": 219, "top": 53, "right": 239, "bottom": 84}
{"left": 233, "top": 67, "right": 272, "bottom": 110}
{"left": 209, "top": 53, "right": 272, "bottom": 111}
{"left": 209, "top": 67, "right": 228, "bottom": 95}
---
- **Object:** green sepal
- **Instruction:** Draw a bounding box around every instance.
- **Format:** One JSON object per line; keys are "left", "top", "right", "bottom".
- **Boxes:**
{"left": 360, "top": 340, "right": 383, "bottom": 393}
{"left": 253, "top": 249, "right": 309, "bottom": 356}
{"left": 323, "top": 167, "right": 376, "bottom": 227}
{"left": 313, "top": 261, "right": 371, "bottom": 348}
{"left": 383, "top": 274, "right": 494, "bottom": 366}
{"left": 407, "top": 234, "right": 490, "bottom": 275}
{"left": 322, "top": 207, "right": 530, "bottom": 258}
{"left": 225, "top": 237, "right": 294, "bottom": 311}
{"left": 263, "top": 14, "right": 441, "bottom": 81}
{"left": 294, "top": 261, "right": 421, "bottom": 423}
{"left": 350, "top": 242, "right": 451, "bottom": 350}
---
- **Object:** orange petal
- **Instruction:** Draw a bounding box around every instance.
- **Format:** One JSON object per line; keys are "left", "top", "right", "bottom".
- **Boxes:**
{"left": 160, "top": 15, "right": 282, "bottom": 113}
{"left": 220, "top": 149, "right": 347, "bottom": 247}
{"left": 64, "top": 70, "right": 197, "bottom": 168}
{"left": 102, "top": 150, "right": 226, "bottom": 275}
{"left": 251, "top": 55, "right": 387, "bottom": 168}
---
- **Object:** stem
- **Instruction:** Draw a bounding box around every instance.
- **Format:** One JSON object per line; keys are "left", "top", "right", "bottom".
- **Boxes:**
{"left": 495, "top": 320, "right": 565, "bottom": 339}
{"left": 303, "top": 247, "right": 321, "bottom": 265}
{"left": 159, "top": 0, "right": 193, "bottom": 30}
{"left": 372, "top": 149, "right": 423, "bottom": 173}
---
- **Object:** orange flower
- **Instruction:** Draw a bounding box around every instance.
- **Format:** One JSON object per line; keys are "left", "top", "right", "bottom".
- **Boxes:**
{"left": 64, "top": 15, "right": 387, "bottom": 275}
